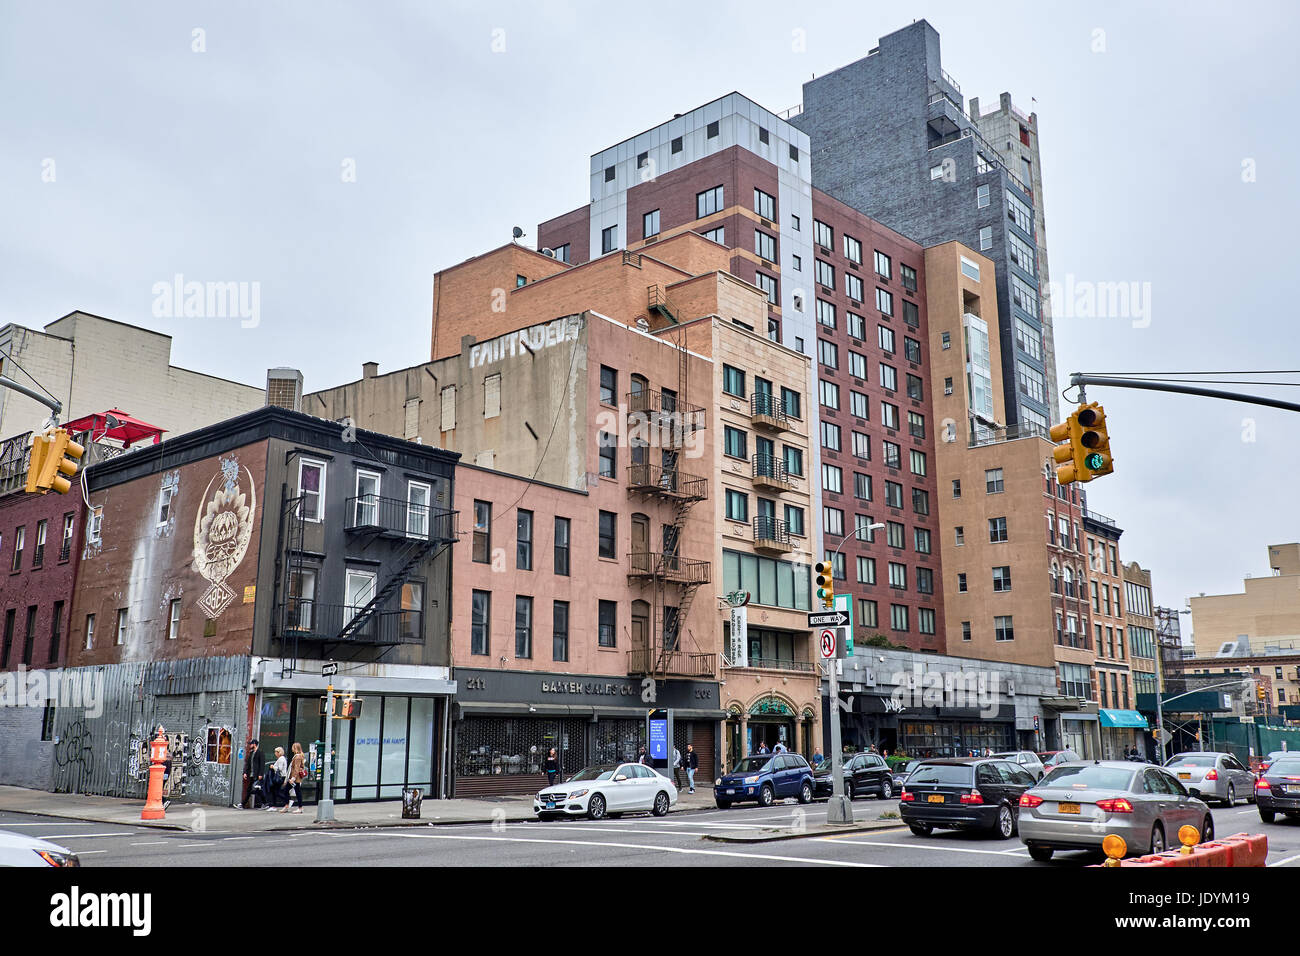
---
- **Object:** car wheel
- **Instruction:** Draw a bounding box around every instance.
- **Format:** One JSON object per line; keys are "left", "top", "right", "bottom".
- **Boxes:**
{"left": 909, "top": 824, "right": 932, "bottom": 837}
{"left": 995, "top": 804, "right": 1015, "bottom": 839}
{"left": 759, "top": 783, "right": 774, "bottom": 807}
{"left": 587, "top": 793, "right": 607, "bottom": 821}
{"left": 715, "top": 799, "right": 731, "bottom": 810}
{"left": 1224, "top": 784, "right": 1236, "bottom": 808}
{"left": 880, "top": 779, "right": 893, "bottom": 800}
{"left": 1149, "top": 823, "right": 1166, "bottom": 854}
{"left": 1201, "top": 815, "right": 1214, "bottom": 843}
{"left": 799, "top": 781, "right": 813, "bottom": 805}
{"left": 1027, "top": 845, "right": 1054, "bottom": 862}
{"left": 844, "top": 780, "right": 854, "bottom": 801}
{"left": 1259, "top": 808, "right": 1276, "bottom": 824}
{"left": 652, "top": 791, "right": 670, "bottom": 817}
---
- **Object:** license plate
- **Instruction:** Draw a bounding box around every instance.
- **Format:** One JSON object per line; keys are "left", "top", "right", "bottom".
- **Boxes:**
{"left": 546, "top": 802, "right": 555, "bottom": 809}
{"left": 927, "top": 794, "right": 945, "bottom": 804}
{"left": 1058, "top": 802, "right": 1081, "bottom": 814}
{"left": 1285, "top": 785, "right": 1300, "bottom": 795}
{"left": 1178, "top": 773, "right": 1191, "bottom": 780}
{"left": 727, "top": 789, "right": 736, "bottom": 794}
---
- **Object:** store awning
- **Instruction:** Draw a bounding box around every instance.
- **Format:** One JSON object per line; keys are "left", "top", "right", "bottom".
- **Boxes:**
{"left": 1099, "top": 709, "right": 1149, "bottom": 729}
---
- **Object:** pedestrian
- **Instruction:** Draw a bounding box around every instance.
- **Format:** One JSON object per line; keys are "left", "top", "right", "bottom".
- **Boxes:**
{"left": 637, "top": 746, "right": 649, "bottom": 765}
{"left": 241, "top": 738, "right": 265, "bottom": 809}
{"left": 672, "top": 747, "right": 684, "bottom": 789}
{"left": 266, "top": 746, "right": 288, "bottom": 810}
{"left": 281, "top": 742, "right": 306, "bottom": 813}
{"left": 684, "top": 744, "right": 699, "bottom": 793}
{"left": 756, "top": 741, "right": 769, "bottom": 755}
{"left": 773, "top": 740, "right": 787, "bottom": 754}
{"left": 544, "top": 748, "right": 560, "bottom": 787}
{"left": 812, "top": 747, "right": 825, "bottom": 768}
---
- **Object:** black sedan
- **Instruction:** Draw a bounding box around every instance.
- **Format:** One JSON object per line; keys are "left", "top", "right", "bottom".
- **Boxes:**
{"left": 813, "top": 751, "right": 896, "bottom": 800}
{"left": 1256, "top": 755, "right": 1300, "bottom": 824}
{"left": 900, "top": 759, "right": 1037, "bottom": 839}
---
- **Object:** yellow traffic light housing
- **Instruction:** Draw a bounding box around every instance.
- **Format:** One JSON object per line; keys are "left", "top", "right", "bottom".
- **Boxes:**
{"left": 24, "top": 433, "right": 50, "bottom": 494}
{"left": 40, "top": 429, "right": 85, "bottom": 495}
{"left": 1257, "top": 684, "right": 1266, "bottom": 701}
{"left": 814, "top": 560, "right": 835, "bottom": 610}
{"left": 1049, "top": 402, "right": 1113, "bottom": 485}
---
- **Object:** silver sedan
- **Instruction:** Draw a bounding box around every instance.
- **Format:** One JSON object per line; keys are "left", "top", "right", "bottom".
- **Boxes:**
{"left": 1018, "top": 761, "right": 1214, "bottom": 862}
{"left": 1162, "top": 752, "right": 1256, "bottom": 807}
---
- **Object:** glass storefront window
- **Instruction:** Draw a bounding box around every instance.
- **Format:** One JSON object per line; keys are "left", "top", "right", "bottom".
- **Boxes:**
{"left": 408, "top": 698, "right": 435, "bottom": 788}
{"left": 380, "top": 696, "right": 410, "bottom": 799}
{"left": 349, "top": 698, "right": 383, "bottom": 799}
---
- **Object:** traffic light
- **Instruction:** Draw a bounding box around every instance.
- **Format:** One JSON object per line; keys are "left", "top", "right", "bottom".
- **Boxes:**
{"left": 814, "top": 561, "right": 835, "bottom": 610}
{"left": 339, "top": 696, "right": 364, "bottom": 719}
{"left": 1257, "top": 684, "right": 1266, "bottom": 701}
{"left": 25, "top": 428, "right": 84, "bottom": 495}
{"left": 23, "top": 434, "right": 49, "bottom": 494}
{"left": 1049, "top": 402, "right": 1113, "bottom": 485}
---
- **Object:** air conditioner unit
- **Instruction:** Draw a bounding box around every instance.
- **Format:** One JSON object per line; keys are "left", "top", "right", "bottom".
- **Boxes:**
{"left": 541, "top": 247, "right": 556, "bottom": 258}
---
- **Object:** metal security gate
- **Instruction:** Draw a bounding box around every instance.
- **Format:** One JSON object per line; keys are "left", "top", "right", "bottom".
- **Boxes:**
{"left": 453, "top": 715, "right": 585, "bottom": 796}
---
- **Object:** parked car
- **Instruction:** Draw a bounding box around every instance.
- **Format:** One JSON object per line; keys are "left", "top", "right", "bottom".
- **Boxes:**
{"left": 892, "top": 759, "right": 924, "bottom": 793}
{"left": 715, "top": 753, "right": 814, "bottom": 808}
{"left": 1018, "top": 761, "right": 1214, "bottom": 862}
{"left": 813, "top": 751, "right": 895, "bottom": 799}
{"left": 899, "top": 759, "right": 1037, "bottom": 839}
{"left": 1162, "top": 752, "right": 1255, "bottom": 807}
{"left": 1255, "top": 755, "right": 1300, "bottom": 824}
{"left": 993, "top": 751, "right": 1046, "bottom": 781}
{"left": 1037, "top": 750, "right": 1081, "bottom": 775}
{"left": 535, "top": 762, "right": 677, "bottom": 820}
{"left": 0, "top": 829, "right": 80, "bottom": 867}
{"left": 1259, "top": 751, "right": 1293, "bottom": 774}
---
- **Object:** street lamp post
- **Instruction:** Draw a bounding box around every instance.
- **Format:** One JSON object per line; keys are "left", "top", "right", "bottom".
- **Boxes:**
{"left": 822, "top": 521, "right": 885, "bottom": 827}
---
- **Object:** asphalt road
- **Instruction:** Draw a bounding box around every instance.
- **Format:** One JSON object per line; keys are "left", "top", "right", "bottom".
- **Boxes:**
{"left": 5, "top": 798, "right": 1299, "bottom": 867}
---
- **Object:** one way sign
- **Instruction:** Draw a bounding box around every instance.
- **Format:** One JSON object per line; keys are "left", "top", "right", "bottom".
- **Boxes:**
{"left": 808, "top": 610, "right": 849, "bottom": 628}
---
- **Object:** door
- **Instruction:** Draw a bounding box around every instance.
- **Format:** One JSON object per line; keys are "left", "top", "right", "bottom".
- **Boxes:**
{"left": 1142, "top": 769, "right": 1171, "bottom": 836}
{"left": 344, "top": 570, "right": 377, "bottom": 637}
{"left": 1224, "top": 754, "right": 1252, "bottom": 798}
{"left": 631, "top": 601, "right": 649, "bottom": 655}
{"left": 631, "top": 514, "right": 649, "bottom": 565}
{"left": 355, "top": 470, "right": 381, "bottom": 526}
{"left": 407, "top": 482, "right": 430, "bottom": 538}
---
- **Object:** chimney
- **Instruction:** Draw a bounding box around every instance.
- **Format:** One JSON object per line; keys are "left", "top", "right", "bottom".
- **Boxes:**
{"left": 363, "top": 362, "right": 379, "bottom": 379}
{"left": 265, "top": 368, "right": 303, "bottom": 412}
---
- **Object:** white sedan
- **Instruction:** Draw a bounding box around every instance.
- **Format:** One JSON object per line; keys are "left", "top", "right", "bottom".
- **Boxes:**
{"left": 0, "top": 829, "right": 80, "bottom": 867}
{"left": 535, "top": 762, "right": 678, "bottom": 820}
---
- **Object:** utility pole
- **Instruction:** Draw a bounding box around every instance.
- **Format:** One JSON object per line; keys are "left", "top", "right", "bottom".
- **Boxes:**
{"left": 826, "top": 649, "right": 851, "bottom": 825}
{"left": 317, "top": 665, "right": 337, "bottom": 823}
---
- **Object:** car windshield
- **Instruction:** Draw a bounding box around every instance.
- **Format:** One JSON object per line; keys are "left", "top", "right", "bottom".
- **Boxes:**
{"left": 1040, "top": 765, "right": 1135, "bottom": 790}
{"left": 1166, "top": 755, "right": 1217, "bottom": 768}
{"left": 991, "top": 753, "right": 1019, "bottom": 760}
{"left": 1268, "top": 759, "right": 1300, "bottom": 776}
{"left": 568, "top": 765, "right": 619, "bottom": 782}
{"left": 730, "top": 757, "right": 774, "bottom": 774}
{"left": 906, "top": 764, "right": 973, "bottom": 786}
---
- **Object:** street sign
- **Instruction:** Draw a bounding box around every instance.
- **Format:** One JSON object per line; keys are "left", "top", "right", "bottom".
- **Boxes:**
{"left": 322, "top": 662, "right": 338, "bottom": 677}
{"left": 809, "top": 610, "right": 850, "bottom": 628}
{"left": 1156, "top": 728, "right": 1173, "bottom": 745}
{"left": 820, "top": 628, "right": 837, "bottom": 659}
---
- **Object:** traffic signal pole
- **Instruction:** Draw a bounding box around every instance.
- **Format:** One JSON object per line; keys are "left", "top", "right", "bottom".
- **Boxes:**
{"left": 1069, "top": 373, "right": 1300, "bottom": 415}
{"left": 0, "top": 374, "right": 62, "bottom": 421}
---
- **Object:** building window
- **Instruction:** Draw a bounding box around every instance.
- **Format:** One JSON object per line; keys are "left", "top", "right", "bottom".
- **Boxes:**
{"left": 888, "top": 562, "right": 907, "bottom": 590}
{"left": 755, "top": 230, "right": 777, "bottom": 261}
{"left": 820, "top": 421, "right": 842, "bottom": 451}
{"left": 852, "top": 432, "right": 871, "bottom": 462}
{"left": 725, "top": 489, "right": 749, "bottom": 522}
{"left": 604, "top": 165, "right": 615, "bottom": 182}
{"left": 83, "top": 613, "right": 94, "bottom": 650}
{"left": 857, "top": 555, "right": 876, "bottom": 585}
{"left": 396, "top": 582, "right": 422, "bottom": 643}
{"left": 473, "top": 500, "right": 491, "bottom": 563}
{"left": 643, "top": 209, "right": 660, "bottom": 238}
{"left": 912, "top": 488, "right": 930, "bottom": 515}
{"left": 918, "top": 608, "right": 936, "bottom": 634}
{"left": 989, "top": 517, "right": 1008, "bottom": 542}
{"left": 815, "top": 259, "right": 835, "bottom": 289}
{"left": 958, "top": 573, "right": 968, "bottom": 593}
{"left": 886, "top": 521, "right": 905, "bottom": 549}
{"left": 977, "top": 183, "right": 990, "bottom": 208}
{"left": 115, "top": 608, "right": 128, "bottom": 645}
{"left": 986, "top": 468, "right": 1005, "bottom": 494}
{"left": 515, "top": 274, "right": 527, "bottom": 289}
{"left": 816, "top": 299, "right": 836, "bottom": 329}
{"left": 880, "top": 364, "right": 898, "bottom": 392}
{"left": 784, "top": 504, "right": 804, "bottom": 536}
{"left": 598, "top": 511, "right": 616, "bottom": 559}
{"left": 552, "top": 601, "right": 569, "bottom": 662}
{"left": 516, "top": 509, "right": 533, "bottom": 570}
{"left": 979, "top": 226, "right": 993, "bottom": 250}
{"left": 754, "top": 188, "right": 776, "bottom": 220}
{"left": 877, "top": 324, "right": 896, "bottom": 355}
{"left": 955, "top": 526, "right": 964, "bottom": 546}
{"left": 993, "top": 566, "right": 1012, "bottom": 592}
{"left": 961, "top": 621, "right": 971, "bottom": 642}
{"left": 823, "top": 507, "right": 844, "bottom": 537}
{"left": 781, "top": 387, "right": 801, "bottom": 419}
{"left": 723, "top": 365, "right": 746, "bottom": 397}
{"left": 598, "top": 600, "right": 616, "bottom": 647}
{"left": 890, "top": 604, "right": 909, "bottom": 632}
{"left": 471, "top": 590, "right": 490, "bottom": 655}
{"left": 601, "top": 225, "right": 618, "bottom": 254}
{"left": 845, "top": 272, "right": 864, "bottom": 302}
{"left": 960, "top": 256, "right": 981, "bottom": 281}
{"left": 875, "top": 287, "right": 893, "bottom": 316}
{"left": 850, "top": 391, "right": 869, "bottom": 420}
{"left": 819, "top": 380, "right": 840, "bottom": 410}
{"left": 552, "top": 516, "right": 570, "bottom": 576}
{"left": 697, "top": 185, "right": 724, "bottom": 218}
{"left": 818, "top": 339, "right": 839, "bottom": 370}
{"left": 514, "top": 596, "right": 533, "bottom": 659}
{"left": 821, "top": 464, "right": 843, "bottom": 494}
{"left": 882, "top": 441, "right": 901, "bottom": 470}
{"left": 724, "top": 425, "right": 748, "bottom": 459}
{"left": 783, "top": 445, "right": 803, "bottom": 476}
{"left": 600, "top": 365, "right": 617, "bottom": 404}
{"left": 754, "top": 272, "right": 778, "bottom": 304}
{"left": 706, "top": 120, "right": 719, "bottom": 138}
{"left": 671, "top": 136, "right": 682, "bottom": 154}
{"left": 908, "top": 411, "right": 926, "bottom": 439}
{"left": 168, "top": 599, "right": 181, "bottom": 639}
{"left": 758, "top": 126, "right": 769, "bottom": 144}
{"left": 598, "top": 432, "right": 616, "bottom": 478}
{"left": 995, "top": 616, "right": 1015, "bottom": 642}
{"left": 884, "top": 480, "right": 903, "bottom": 509}
{"left": 909, "top": 450, "right": 927, "bottom": 477}
{"left": 813, "top": 219, "right": 832, "bottom": 249}
{"left": 917, "top": 567, "right": 934, "bottom": 595}
{"left": 859, "top": 600, "right": 878, "bottom": 628}
{"left": 873, "top": 250, "right": 892, "bottom": 279}
{"left": 298, "top": 459, "right": 326, "bottom": 522}
{"left": 914, "top": 527, "right": 931, "bottom": 553}
{"left": 440, "top": 385, "right": 457, "bottom": 431}
{"left": 554, "top": 243, "right": 570, "bottom": 263}
{"left": 789, "top": 143, "right": 799, "bottom": 161}
{"left": 10, "top": 526, "right": 23, "bottom": 571}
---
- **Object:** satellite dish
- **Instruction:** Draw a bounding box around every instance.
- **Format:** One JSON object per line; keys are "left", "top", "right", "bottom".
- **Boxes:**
{"left": 512, "top": 226, "right": 524, "bottom": 239}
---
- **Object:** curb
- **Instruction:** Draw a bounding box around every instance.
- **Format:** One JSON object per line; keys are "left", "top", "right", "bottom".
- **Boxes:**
{"left": 703, "top": 820, "right": 907, "bottom": 843}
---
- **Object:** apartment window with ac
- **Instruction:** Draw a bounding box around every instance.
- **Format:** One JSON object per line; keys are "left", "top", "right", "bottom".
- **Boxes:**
{"left": 820, "top": 421, "right": 841, "bottom": 452}
{"left": 643, "top": 208, "right": 660, "bottom": 238}
{"left": 849, "top": 391, "right": 869, "bottom": 420}
{"left": 755, "top": 272, "right": 778, "bottom": 304}
{"left": 598, "top": 511, "right": 616, "bottom": 559}
{"left": 815, "top": 259, "right": 835, "bottom": 289}
{"left": 819, "top": 379, "right": 840, "bottom": 410}
{"left": 854, "top": 471, "right": 872, "bottom": 500}
{"left": 995, "top": 616, "right": 1015, "bottom": 642}
{"left": 755, "top": 230, "right": 777, "bottom": 261}
{"left": 986, "top": 468, "right": 1005, "bottom": 494}
{"left": 696, "top": 185, "right": 724, "bottom": 218}
{"left": 845, "top": 272, "right": 864, "bottom": 302}
{"left": 875, "top": 287, "right": 893, "bottom": 316}
{"left": 822, "top": 464, "right": 843, "bottom": 495}
{"left": 989, "top": 517, "right": 1008, "bottom": 542}
{"left": 977, "top": 183, "right": 990, "bottom": 208}
{"left": 813, "top": 219, "right": 832, "bottom": 249}
{"left": 979, "top": 226, "right": 993, "bottom": 251}
{"left": 754, "top": 188, "right": 776, "bottom": 220}
{"left": 816, "top": 299, "right": 836, "bottom": 329}
{"left": 873, "top": 250, "right": 891, "bottom": 279}
{"left": 601, "top": 225, "right": 618, "bottom": 254}
{"left": 473, "top": 500, "right": 491, "bottom": 563}
{"left": 598, "top": 600, "right": 616, "bottom": 647}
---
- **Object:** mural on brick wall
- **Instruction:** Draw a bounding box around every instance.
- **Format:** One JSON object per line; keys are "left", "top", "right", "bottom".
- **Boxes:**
{"left": 192, "top": 456, "right": 256, "bottom": 619}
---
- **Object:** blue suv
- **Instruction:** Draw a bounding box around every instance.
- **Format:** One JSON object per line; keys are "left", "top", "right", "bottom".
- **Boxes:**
{"left": 714, "top": 753, "right": 814, "bottom": 808}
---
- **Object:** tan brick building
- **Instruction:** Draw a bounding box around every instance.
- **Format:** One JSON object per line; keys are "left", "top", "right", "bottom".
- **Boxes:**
{"left": 1189, "top": 544, "right": 1300, "bottom": 658}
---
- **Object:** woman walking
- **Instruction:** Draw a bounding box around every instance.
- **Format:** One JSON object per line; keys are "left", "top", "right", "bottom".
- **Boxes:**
{"left": 266, "top": 746, "right": 289, "bottom": 810}
{"left": 544, "top": 748, "right": 560, "bottom": 787}
{"left": 281, "top": 742, "right": 306, "bottom": 813}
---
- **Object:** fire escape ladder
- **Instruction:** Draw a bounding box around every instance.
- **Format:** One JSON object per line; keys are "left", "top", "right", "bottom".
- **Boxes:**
{"left": 334, "top": 535, "right": 446, "bottom": 642}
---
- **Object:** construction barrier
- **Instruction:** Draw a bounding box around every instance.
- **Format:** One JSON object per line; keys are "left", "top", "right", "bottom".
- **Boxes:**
{"left": 1089, "top": 831, "right": 1267, "bottom": 867}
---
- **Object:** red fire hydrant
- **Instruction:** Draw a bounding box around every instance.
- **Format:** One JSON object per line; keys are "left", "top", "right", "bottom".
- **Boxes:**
{"left": 141, "top": 727, "right": 169, "bottom": 820}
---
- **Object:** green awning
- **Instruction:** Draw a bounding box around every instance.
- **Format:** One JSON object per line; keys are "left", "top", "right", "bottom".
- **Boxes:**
{"left": 1099, "top": 709, "right": 1149, "bottom": 729}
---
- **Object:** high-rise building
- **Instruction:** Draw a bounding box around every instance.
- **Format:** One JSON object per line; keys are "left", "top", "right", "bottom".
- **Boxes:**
{"left": 790, "top": 19, "right": 1058, "bottom": 430}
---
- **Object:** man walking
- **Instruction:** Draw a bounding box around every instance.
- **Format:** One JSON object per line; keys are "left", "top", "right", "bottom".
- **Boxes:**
{"left": 672, "top": 746, "right": 684, "bottom": 789}
{"left": 684, "top": 743, "right": 699, "bottom": 793}
{"left": 241, "top": 738, "right": 265, "bottom": 809}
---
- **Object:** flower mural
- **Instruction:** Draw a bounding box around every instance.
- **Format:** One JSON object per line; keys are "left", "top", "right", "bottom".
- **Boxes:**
{"left": 192, "top": 456, "right": 257, "bottom": 619}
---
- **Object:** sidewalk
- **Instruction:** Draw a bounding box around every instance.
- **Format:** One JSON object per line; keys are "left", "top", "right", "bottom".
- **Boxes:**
{"left": 0, "top": 783, "right": 723, "bottom": 832}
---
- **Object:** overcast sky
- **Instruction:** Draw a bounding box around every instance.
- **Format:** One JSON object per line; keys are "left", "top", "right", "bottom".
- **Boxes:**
{"left": 3, "top": 1, "right": 1298, "bottom": 628}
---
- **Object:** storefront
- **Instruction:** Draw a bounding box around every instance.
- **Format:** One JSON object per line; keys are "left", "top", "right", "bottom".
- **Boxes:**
{"left": 832, "top": 694, "right": 1018, "bottom": 757}
{"left": 1099, "top": 708, "right": 1149, "bottom": 759}
{"left": 251, "top": 661, "right": 455, "bottom": 802}
{"left": 452, "top": 668, "right": 723, "bottom": 796}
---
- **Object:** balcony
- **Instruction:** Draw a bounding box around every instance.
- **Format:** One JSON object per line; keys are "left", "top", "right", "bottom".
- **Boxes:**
{"left": 753, "top": 515, "right": 792, "bottom": 553}
{"left": 345, "top": 496, "right": 457, "bottom": 542}
{"left": 627, "top": 389, "right": 706, "bottom": 448}
{"left": 725, "top": 657, "right": 819, "bottom": 674}
{"left": 926, "top": 94, "right": 964, "bottom": 142}
{"left": 627, "top": 646, "right": 716, "bottom": 679}
{"left": 751, "top": 453, "right": 793, "bottom": 491}
{"left": 626, "top": 463, "right": 707, "bottom": 501}
{"left": 279, "top": 601, "right": 424, "bottom": 646}
{"left": 627, "top": 552, "right": 711, "bottom": 585}
{"left": 750, "top": 392, "right": 789, "bottom": 431}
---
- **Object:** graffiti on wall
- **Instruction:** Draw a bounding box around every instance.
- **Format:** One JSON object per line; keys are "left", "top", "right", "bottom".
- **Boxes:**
{"left": 192, "top": 456, "right": 256, "bottom": 619}
{"left": 53, "top": 719, "right": 95, "bottom": 792}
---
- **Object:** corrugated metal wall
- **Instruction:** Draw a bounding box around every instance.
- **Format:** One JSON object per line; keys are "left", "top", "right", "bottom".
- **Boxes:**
{"left": 50, "top": 655, "right": 250, "bottom": 806}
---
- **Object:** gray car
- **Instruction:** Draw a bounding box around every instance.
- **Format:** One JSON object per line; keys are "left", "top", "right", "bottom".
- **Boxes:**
{"left": 993, "top": 751, "right": 1045, "bottom": 781}
{"left": 1163, "top": 752, "right": 1255, "bottom": 807}
{"left": 1018, "top": 761, "right": 1214, "bottom": 862}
